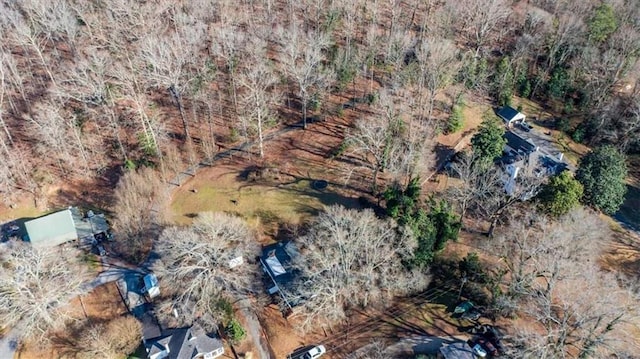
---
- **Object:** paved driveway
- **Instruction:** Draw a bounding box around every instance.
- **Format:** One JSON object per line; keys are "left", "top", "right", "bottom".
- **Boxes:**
{"left": 512, "top": 125, "right": 561, "bottom": 157}
{"left": 0, "top": 331, "right": 19, "bottom": 359}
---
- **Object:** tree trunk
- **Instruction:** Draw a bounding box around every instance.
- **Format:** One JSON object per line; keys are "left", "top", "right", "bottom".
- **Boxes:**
{"left": 487, "top": 216, "right": 498, "bottom": 237}
{"left": 427, "top": 92, "right": 436, "bottom": 124}
{"left": 169, "top": 85, "right": 190, "bottom": 140}
{"left": 257, "top": 115, "right": 264, "bottom": 158}
{"left": 302, "top": 92, "right": 308, "bottom": 130}
{"left": 371, "top": 165, "right": 380, "bottom": 194}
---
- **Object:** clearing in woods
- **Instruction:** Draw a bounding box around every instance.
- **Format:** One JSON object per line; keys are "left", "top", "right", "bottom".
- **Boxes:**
{"left": 170, "top": 164, "right": 362, "bottom": 231}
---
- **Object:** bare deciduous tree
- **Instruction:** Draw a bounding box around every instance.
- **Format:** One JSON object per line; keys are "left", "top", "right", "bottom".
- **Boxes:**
{"left": 152, "top": 212, "right": 260, "bottom": 326}
{"left": 414, "top": 38, "right": 460, "bottom": 124}
{"left": 29, "top": 100, "right": 89, "bottom": 174}
{"left": 212, "top": 24, "right": 246, "bottom": 114}
{"left": 449, "top": 0, "right": 512, "bottom": 57}
{"left": 140, "top": 21, "right": 206, "bottom": 140}
{"left": 112, "top": 167, "right": 166, "bottom": 261}
{"left": 446, "top": 151, "right": 503, "bottom": 221}
{"left": 529, "top": 1, "right": 588, "bottom": 98}
{"left": 59, "top": 315, "right": 142, "bottom": 359}
{"left": 279, "top": 25, "right": 332, "bottom": 129}
{"left": 0, "top": 243, "right": 88, "bottom": 341}
{"left": 289, "top": 206, "right": 430, "bottom": 332}
{"left": 348, "top": 90, "right": 421, "bottom": 192}
{"left": 238, "top": 41, "right": 280, "bottom": 158}
{"left": 488, "top": 209, "right": 637, "bottom": 358}
{"left": 349, "top": 340, "right": 394, "bottom": 359}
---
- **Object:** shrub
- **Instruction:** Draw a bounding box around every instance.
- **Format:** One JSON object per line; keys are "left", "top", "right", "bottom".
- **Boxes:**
{"left": 556, "top": 117, "right": 571, "bottom": 133}
{"left": 576, "top": 145, "right": 628, "bottom": 214}
{"left": 124, "top": 159, "right": 137, "bottom": 171}
{"left": 225, "top": 318, "right": 246, "bottom": 343}
{"left": 447, "top": 104, "right": 465, "bottom": 134}
{"left": 537, "top": 171, "right": 583, "bottom": 217}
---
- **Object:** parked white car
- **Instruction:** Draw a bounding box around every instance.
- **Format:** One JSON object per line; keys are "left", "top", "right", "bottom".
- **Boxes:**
{"left": 302, "top": 345, "right": 326, "bottom": 359}
{"left": 472, "top": 343, "right": 487, "bottom": 358}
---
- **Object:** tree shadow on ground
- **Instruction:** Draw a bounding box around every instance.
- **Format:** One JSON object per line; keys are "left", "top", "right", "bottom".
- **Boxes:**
{"left": 434, "top": 143, "right": 456, "bottom": 170}
{"left": 615, "top": 184, "right": 640, "bottom": 233}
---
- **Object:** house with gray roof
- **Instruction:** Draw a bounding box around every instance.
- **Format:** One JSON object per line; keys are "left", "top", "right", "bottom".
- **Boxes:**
{"left": 499, "top": 131, "right": 567, "bottom": 196}
{"left": 145, "top": 324, "right": 224, "bottom": 359}
{"left": 438, "top": 341, "right": 477, "bottom": 359}
{"left": 260, "top": 241, "right": 305, "bottom": 312}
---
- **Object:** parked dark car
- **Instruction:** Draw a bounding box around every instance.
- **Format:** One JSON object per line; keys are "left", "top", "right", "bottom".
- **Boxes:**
{"left": 519, "top": 122, "right": 533, "bottom": 132}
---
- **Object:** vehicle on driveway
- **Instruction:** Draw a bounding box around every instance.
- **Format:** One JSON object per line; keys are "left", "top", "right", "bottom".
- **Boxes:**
{"left": 518, "top": 122, "right": 533, "bottom": 132}
{"left": 288, "top": 345, "right": 326, "bottom": 359}
{"left": 303, "top": 345, "right": 326, "bottom": 359}
{"left": 454, "top": 301, "right": 482, "bottom": 321}
{"left": 472, "top": 343, "right": 487, "bottom": 357}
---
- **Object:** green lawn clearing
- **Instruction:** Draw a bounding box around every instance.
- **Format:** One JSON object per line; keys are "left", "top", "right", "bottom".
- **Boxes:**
{"left": 170, "top": 169, "right": 361, "bottom": 229}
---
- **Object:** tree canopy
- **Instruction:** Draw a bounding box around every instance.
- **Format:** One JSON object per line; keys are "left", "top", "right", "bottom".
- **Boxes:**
{"left": 537, "top": 171, "right": 584, "bottom": 217}
{"left": 384, "top": 178, "right": 461, "bottom": 267}
{"left": 488, "top": 209, "right": 633, "bottom": 358}
{"left": 0, "top": 243, "right": 88, "bottom": 340}
{"left": 152, "top": 212, "right": 260, "bottom": 327}
{"left": 471, "top": 116, "right": 506, "bottom": 170}
{"left": 290, "top": 206, "right": 430, "bottom": 332}
{"left": 576, "top": 145, "right": 628, "bottom": 214}
{"left": 588, "top": 3, "right": 618, "bottom": 44}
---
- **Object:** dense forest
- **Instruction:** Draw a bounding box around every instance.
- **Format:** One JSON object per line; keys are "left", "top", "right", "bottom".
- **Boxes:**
{"left": 0, "top": 0, "right": 638, "bottom": 202}
{"left": 0, "top": 0, "right": 639, "bottom": 358}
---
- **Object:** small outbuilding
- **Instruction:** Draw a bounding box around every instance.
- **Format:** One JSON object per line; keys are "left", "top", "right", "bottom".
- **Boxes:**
{"left": 497, "top": 106, "right": 526, "bottom": 127}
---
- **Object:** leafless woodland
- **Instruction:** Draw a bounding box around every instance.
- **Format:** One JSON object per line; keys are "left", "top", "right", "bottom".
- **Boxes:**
{"left": 0, "top": 0, "right": 636, "bottom": 202}
{"left": 0, "top": 0, "right": 639, "bottom": 357}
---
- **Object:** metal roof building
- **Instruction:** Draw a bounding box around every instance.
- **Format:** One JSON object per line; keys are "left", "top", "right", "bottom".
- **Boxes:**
{"left": 24, "top": 209, "right": 78, "bottom": 248}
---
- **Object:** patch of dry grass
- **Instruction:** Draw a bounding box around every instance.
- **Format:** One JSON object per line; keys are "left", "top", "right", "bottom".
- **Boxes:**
{"left": 170, "top": 169, "right": 361, "bottom": 230}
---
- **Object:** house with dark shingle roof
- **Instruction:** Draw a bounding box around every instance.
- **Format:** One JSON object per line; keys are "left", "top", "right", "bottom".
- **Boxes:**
{"left": 497, "top": 106, "right": 526, "bottom": 127}
{"left": 144, "top": 324, "right": 224, "bottom": 359}
{"left": 438, "top": 341, "right": 477, "bottom": 359}
{"left": 260, "top": 241, "right": 306, "bottom": 312}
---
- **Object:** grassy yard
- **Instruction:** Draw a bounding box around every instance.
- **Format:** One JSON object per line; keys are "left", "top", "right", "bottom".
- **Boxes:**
{"left": 0, "top": 202, "right": 40, "bottom": 223}
{"left": 170, "top": 168, "right": 361, "bottom": 231}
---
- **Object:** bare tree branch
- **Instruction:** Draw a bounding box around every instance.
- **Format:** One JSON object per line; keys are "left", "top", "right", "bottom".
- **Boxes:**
{"left": 152, "top": 212, "right": 261, "bottom": 327}
{"left": 0, "top": 242, "right": 89, "bottom": 341}
{"left": 289, "top": 206, "right": 430, "bottom": 333}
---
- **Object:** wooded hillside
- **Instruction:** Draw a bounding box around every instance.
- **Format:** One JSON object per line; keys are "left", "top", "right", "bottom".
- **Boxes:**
{"left": 0, "top": 0, "right": 638, "bottom": 205}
